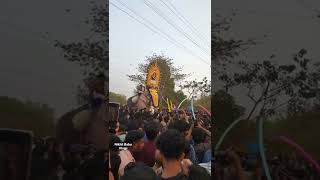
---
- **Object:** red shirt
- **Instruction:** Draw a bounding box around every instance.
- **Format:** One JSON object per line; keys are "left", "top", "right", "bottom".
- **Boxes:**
{"left": 133, "top": 140, "right": 156, "bottom": 167}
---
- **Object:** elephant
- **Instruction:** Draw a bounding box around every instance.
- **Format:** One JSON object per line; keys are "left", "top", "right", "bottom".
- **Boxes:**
{"left": 56, "top": 102, "right": 109, "bottom": 151}
{"left": 127, "top": 92, "right": 152, "bottom": 111}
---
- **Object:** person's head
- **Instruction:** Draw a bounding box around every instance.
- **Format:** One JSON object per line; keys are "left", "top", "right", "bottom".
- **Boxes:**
{"left": 179, "top": 110, "right": 186, "bottom": 119}
{"left": 188, "top": 164, "right": 211, "bottom": 180}
{"left": 117, "top": 125, "right": 126, "bottom": 134}
{"left": 171, "top": 120, "right": 190, "bottom": 132}
{"left": 192, "top": 128, "right": 206, "bottom": 144}
{"left": 170, "top": 120, "right": 192, "bottom": 140}
{"left": 144, "top": 121, "right": 160, "bottom": 141}
{"left": 124, "top": 130, "right": 145, "bottom": 152}
{"left": 121, "top": 162, "right": 157, "bottom": 180}
{"left": 156, "top": 129, "right": 186, "bottom": 162}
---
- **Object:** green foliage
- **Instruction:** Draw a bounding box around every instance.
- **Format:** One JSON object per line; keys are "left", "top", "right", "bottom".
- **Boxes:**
{"left": 212, "top": 12, "right": 320, "bottom": 158}
{"left": 0, "top": 96, "right": 55, "bottom": 137}
{"left": 212, "top": 90, "right": 246, "bottom": 145}
{"left": 180, "top": 77, "right": 211, "bottom": 97}
{"left": 215, "top": 49, "right": 319, "bottom": 121}
{"left": 194, "top": 95, "right": 211, "bottom": 112}
{"left": 109, "top": 92, "right": 126, "bottom": 105}
{"left": 214, "top": 91, "right": 320, "bottom": 158}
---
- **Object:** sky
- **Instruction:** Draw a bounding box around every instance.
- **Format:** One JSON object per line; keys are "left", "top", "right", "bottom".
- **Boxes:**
{"left": 212, "top": 0, "right": 320, "bottom": 108}
{"left": 0, "top": 0, "right": 104, "bottom": 118}
{"left": 109, "top": 0, "right": 211, "bottom": 98}
{"left": 0, "top": 0, "right": 318, "bottom": 118}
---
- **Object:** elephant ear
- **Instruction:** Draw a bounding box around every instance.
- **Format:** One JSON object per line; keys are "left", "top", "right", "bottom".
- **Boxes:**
{"left": 72, "top": 110, "right": 92, "bottom": 131}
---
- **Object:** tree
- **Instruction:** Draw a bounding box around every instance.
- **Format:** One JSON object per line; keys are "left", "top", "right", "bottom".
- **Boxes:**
{"left": 180, "top": 77, "right": 211, "bottom": 98}
{"left": 212, "top": 13, "right": 256, "bottom": 64}
{"left": 109, "top": 92, "right": 126, "bottom": 105}
{"left": 194, "top": 95, "right": 211, "bottom": 112}
{"left": 179, "top": 77, "right": 211, "bottom": 111}
{"left": 127, "top": 54, "right": 188, "bottom": 107}
{"left": 54, "top": 1, "right": 107, "bottom": 104}
{"left": 212, "top": 90, "right": 250, "bottom": 147}
{"left": 213, "top": 90, "right": 245, "bottom": 129}
{"left": 0, "top": 96, "right": 55, "bottom": 137}
{"left": 216, "top": 49, "right": 319, "bottom": 121}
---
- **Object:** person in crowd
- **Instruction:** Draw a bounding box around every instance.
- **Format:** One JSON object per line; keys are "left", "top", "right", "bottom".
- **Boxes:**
{"left": 62, "top": 145, "right": 83, "bottom": 180}
{"left": 155, "top": 129, "right": 188, "bottom": 180}
{"left": 135, "top": 121, "right": 160, "bottom": 167}
{"left": 187, "top": 164, "right": 211, "bottom": 180}
{"left": 75, "top": 148, "right": 106, "bottom": 180}
{"left": 116, "top": 125, "right": 127, "bottom": 142}
{"left": 47, "top": 140, "right": 64, "bottom": 180}
{"left": 191, "top": 128, "right": 210, "bottom": 163}
{"left": 109, "top": 151, "right": 121, "bottom": 180}
{"left": 121, "top": 162, "right": 157, "bottom": 180}
{"left": 201, "top": 149, "right": 212, "bottom": 164}
{"left": 109, "top": 134, "right": 122, "bottom": 153}
{"left": 169, "top": 120, "right": 198, "bottom": 164}
{"left": 213, "top": 148, "right": 247, "bottom": 180}
{"left": 118, "top": 130, "right": 145, "bottom": 176}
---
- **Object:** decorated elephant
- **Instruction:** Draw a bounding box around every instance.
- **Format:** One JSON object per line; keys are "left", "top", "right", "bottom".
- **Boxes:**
{"left": 126, "top": 85, "right": 152, "bottom": 111}
{"left": 127, "top": 61, "right": 161, "bottom": 111}
{"left": 56, "top": 102, "right": 108, "bottom": 151}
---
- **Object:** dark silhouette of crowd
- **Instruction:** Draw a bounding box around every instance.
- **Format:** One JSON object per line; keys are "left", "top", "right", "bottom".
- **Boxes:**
{"left": 108, "top": 105, "right": 212, "bottom": 180}
{"left": 26, "top": 104, "right": 211, "bottom": 180}
{"left": 213, "top": 146, "right": 320, "bottom": 180}
{"left": 30, "top": 137, "right": 107, "bottom": 180}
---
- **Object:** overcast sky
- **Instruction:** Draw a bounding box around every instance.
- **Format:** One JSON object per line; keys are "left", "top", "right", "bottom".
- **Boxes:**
{"left": 0, "top": 0, "right": 104, "bottom": 118}
{"left": 109, "top": 0, "right": 211, "bottom": 98}
{"left": 0, "top": 0, "right": 318, "bottom": 117}
{"left": 213, "top": 0, "right": 320, "bottom": 108}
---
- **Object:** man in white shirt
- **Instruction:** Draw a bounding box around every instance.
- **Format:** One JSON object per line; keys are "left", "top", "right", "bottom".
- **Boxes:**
{"left": 118, "top": 130, "right": 145, "bottom": 176}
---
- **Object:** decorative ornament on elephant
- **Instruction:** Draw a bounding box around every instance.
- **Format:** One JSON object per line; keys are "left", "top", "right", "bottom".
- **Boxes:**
{"left": 127, "top": 62, "right": 161, "bottom": 112}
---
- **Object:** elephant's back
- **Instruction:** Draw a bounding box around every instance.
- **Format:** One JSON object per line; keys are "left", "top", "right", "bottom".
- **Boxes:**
{"left": 56, "top": 104, "right": 90, "bottom": 145}
{"left": 127, "top": 95, "right": 148, "bottom": 111}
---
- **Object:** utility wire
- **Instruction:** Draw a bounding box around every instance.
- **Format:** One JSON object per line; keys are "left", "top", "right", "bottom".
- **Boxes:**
{"left": 110, "top": 1, "right": 210, "bottom": 65}
{"left": 142, "top": 0, "right": 210, "bottom": 57}
{"left": 144, "top": 0, "right": 210, "bottom": 55}
{"left": 116, "top": 0, "right": 208, "bottom": 58}
{"left": 163, "top": 0, "right": 211, "bottom": 47}
{"left": 114, "top": 0, "right": 179, "bottom": 47}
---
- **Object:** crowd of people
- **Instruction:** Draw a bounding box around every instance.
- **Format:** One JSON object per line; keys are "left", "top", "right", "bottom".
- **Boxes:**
{"left": 18, "top": 73, "right": 320, "bottom": 180}
{"left": 108, "top": 105, "right": 212, "bottom": 180}
{"left": 26, "top": 104, "right": 212, "bottom": 180}
{"left": 30, "top": 137, "right": 107, "bottom": 180}
{"left": 26, "top": 101, "right": 320, "bottom": 180}
{"left": 213, "top": 147, "right": 320, "bottom": 180}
